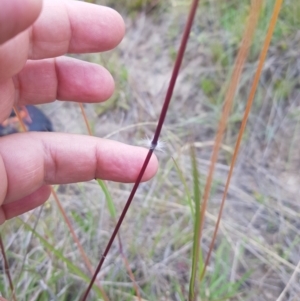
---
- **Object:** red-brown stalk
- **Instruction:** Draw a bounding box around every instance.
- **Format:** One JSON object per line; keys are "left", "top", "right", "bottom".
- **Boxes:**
{"left": 81, "top": 0, "right": 200, "bottom": 299}
{"left": 79, "top": 103, "right": 142, "bottom": 301}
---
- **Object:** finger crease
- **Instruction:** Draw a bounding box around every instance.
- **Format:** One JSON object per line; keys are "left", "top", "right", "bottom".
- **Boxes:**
{"left": 94, "top": 145, "right": 100, "bottom": 179}
{"left": 53, "top": 58, "right": 60, "bottom": 100}
{"left": 65, "top": 4, "right": 74, "bottom": 53}
{"left": 42, "top": 139, "right": 58, "bottom": 184}
{"left": 28, "top": 25, "right": 36, "bottom": 59}
{"left": 12, "top": 74, "right": 21, "bottom": 106}
{"left": 0, "top": 153, "right": 9, "bottom": 204}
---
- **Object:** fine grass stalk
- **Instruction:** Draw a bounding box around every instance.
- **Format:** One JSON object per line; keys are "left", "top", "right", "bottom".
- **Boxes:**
{"left": 81, "top": 0, "right": 200, "bottom": 299}
{"left": 188, "top": 147, "right": 202, "bottom": 301}
{"left": 202, "top": 0, "right": 284, "bottom": 279}
{"left": 97, "top": 180, "right": 142, "bottom": 301}
{"left": 172, "top": 158, "right": 194, "bottom": 218}
{"left": 20, "top": 220, "right": 104, "bottom": 299}
{"left": 79, "top": 103, "right": 142, "bottom": 300}
{"left": 198, "top": 0, "right": 262, "bottom": 280}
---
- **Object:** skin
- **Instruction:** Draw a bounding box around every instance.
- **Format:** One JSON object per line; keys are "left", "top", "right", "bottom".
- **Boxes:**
{"left": 0, "top": 0, "right": 158, "bottom": 225}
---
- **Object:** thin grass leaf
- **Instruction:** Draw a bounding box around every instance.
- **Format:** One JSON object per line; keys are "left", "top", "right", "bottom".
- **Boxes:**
{"left": 209, "top": 242, "right": 227, "bottom": 285}
{"left": 188, "top": 147, "right": 202, "bottom": 301}
{"left": 14, "top": 205, "right": 44, "bottom": 290}
{"left": 0, "top": 234, "right": 16, "bottom": 301}
{"left": 172, "top": 157, "right": 194, "bottom": 218}
{"left": 50, "top": 191, "right": 109, "bottom": 296}
{"left": 21, "top": 220, "right": 104, "bottom": 299}
{"left": 214, "top": 270, "right": 252, "bottom": 300}
{"left": 97, "top": 180, "right": 117, "bottom": 219}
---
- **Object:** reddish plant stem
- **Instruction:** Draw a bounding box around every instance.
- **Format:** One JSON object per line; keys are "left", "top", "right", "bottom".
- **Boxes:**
{"left": 79, "top": 104, "right": 141, "bottom": 300}
{"left": 81, "top": 0, "right": 200, "bottom": 299}
{"left": 152, "top": 0, "right": 199, "bottom": 145}
{"left": 81, "top": 150, "right": 153, "bottom": 300}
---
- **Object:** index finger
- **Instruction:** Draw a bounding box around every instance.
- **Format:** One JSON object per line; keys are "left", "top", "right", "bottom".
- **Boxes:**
{"left": 0, "top": 0, "right": 125, "bottom": 80}
{"left": 30, "top": 0, "right": 125, "bottom": 58}
{"left": 0, "top": 132, "right": 158, "bottom": 204}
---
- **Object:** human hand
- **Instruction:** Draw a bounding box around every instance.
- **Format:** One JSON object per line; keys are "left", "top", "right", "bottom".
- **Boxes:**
{"left": 0, "top": 0, "right": 158, "bottom": 224}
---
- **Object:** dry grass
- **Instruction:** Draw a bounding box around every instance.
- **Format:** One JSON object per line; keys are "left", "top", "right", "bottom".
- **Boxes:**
{"left": 1, "top": 0, "right": 300, "bottom": 300}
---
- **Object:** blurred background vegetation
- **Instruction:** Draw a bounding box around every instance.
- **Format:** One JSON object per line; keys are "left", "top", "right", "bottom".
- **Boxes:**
{"left": 1, "top": 0, "right": 300, "bottom": 300}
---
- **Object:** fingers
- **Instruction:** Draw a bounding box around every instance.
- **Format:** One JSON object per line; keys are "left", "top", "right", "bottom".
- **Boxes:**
{"left": 0, "top": 0, "right": 125, "bottom": 81}
{"left": 14, "top": 57, "right": 115, "bottom": 106}
{"left": 0, "top": 132, "right": 158, "bottom": 204}
{"left": 0, "top": 29, "right": 30, "bottom": 82}
{"left": 1, "top": 185, "right": 51, "bottom": 223}
{"left": 0, "top": 0, "right": 42, "bottom": 45}
{"left": 1, "top": 56, "right": 115, "bottom": 121}
{"left": 30, "top": 0, "right": 125, "bottom": 59}
{"left": 0, "top": 79, "right": 14, "bottom": 122}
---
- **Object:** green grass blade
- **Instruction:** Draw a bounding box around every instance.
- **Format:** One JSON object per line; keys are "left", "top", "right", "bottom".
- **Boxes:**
{"left": 188, "top": 147, "right": 202, "bottom": 301}
{"left": 21, "top": 220, "right": 104, "bottom": 299}
{"left": 215, "top": 270, "right": 252, "bottom": 299}
{"left": 172, "top": 157, "right": 195, "bottom": 218}
{"left": 97, "top": 179, "right": 116, "bottom": 219}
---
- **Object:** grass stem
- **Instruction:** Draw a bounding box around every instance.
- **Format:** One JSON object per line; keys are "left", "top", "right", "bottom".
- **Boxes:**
{"left": 81, "top": 0, "right": 200, "bottom": 299}
{"left": 201, "top": 0, "right": 284, "bottom": 279}
{"left": 197, "top": 0, "right": 262, "bottom": 280}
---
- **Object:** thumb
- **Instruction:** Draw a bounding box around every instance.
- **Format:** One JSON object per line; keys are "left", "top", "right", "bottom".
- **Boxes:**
{"left": 0, "top": 0, "right": 43, "bottom": 45}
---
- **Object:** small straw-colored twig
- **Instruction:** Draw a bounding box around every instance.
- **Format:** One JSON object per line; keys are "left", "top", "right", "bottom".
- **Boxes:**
{"left": 197, "top": 0, "right": 262, "bottom": 280}
{"left": 201, "top": 0, "right": 283, "bottom": 279}
{"left": 79, "top": 103, "right": 92, "bottom": 136}
{"left": 204, "top": 210, "right": 300, "bottom": 272}
{"left": 50, "top": 187, "right": 110, "bottom": 301}
{"left": 276, "top": 260, "right": 300, "bottom": 301}
{"left": 14, "top": 205, "right": 44, "bottom": 295}
{"left": 116, "top": 235, "right": 142, "bottom": 301}
{"left": 13, "top": 107, "right": 27, "bottom": 132}
{"left": 0, "top": 234, "right": 17, "bottom": 301}
{"left": 49, "top": 189, "right": 91, "bottom": 270}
